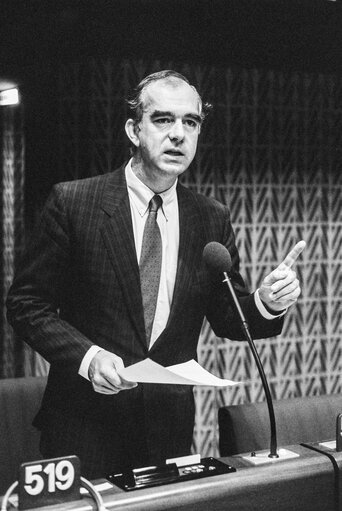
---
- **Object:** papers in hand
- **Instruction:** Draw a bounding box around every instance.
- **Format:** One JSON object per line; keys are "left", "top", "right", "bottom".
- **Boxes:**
{"left": 119, "top": 358, "right": 238, "bottom": 387}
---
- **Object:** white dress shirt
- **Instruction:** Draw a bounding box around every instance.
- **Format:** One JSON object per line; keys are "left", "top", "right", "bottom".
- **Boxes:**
{"left": 126, "top": 160, "right": 179, "bottom": 346}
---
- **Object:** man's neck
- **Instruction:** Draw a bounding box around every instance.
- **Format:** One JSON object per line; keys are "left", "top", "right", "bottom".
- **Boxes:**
{"left": 131, "top": 158, "right": 177, "bottom": 194}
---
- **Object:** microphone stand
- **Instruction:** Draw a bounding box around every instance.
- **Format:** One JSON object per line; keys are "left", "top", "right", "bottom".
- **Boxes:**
{"left": 223, "top": 272, "right": 279, "bottom": 458}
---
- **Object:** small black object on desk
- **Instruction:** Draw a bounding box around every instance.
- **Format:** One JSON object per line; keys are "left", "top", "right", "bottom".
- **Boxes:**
{"left": 107, "top": 457, "right": 236, "bottom": 491}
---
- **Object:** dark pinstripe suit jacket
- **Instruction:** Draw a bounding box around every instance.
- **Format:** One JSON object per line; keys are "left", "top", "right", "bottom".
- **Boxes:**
{"left": 6, "top": 165, "right": 283, "bottom": 469}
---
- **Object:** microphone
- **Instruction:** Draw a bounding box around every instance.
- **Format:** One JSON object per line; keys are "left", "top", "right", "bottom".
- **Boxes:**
{"left": 203, "top": 241, "right": 233, "bottom": 274}
{"left": 203, "top": 241, "right": 279, "bottom": 458}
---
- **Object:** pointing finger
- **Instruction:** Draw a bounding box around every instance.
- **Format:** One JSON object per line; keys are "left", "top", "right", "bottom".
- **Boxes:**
{"left": 279, "top": 240, "right": 306, "bottom": 269}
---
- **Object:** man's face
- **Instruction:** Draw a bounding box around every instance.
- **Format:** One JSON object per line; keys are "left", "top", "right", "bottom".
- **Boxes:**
{"left": 133, "top": 79, "right": 202, "bottom": 182}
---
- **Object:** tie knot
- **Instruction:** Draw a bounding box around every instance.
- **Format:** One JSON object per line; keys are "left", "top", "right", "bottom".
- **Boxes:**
{"left": 149, "top": 195, "right": 163, "bottom": 213}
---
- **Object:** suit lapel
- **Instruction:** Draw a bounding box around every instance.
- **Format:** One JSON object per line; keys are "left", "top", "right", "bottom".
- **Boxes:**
{"left": 150, "top": 184, "right": 203, "bottom": 352}
{"left": 171, "top": 186, "right": 201, "bottom": 316}
{"left": 100, "top": 167, "right": 147, "bottom": 349}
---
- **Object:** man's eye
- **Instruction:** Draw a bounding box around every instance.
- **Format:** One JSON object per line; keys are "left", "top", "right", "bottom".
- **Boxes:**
{"left": 155, "top": 118, "right": 172, "bottom": 124}
{"left": 184, "top": 119, "right": 198, "bottom": 128}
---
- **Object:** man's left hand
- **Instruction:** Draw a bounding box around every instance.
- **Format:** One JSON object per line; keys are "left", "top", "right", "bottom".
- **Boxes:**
{"left": 259, "top": 240, "right": 306, "bottom": 312}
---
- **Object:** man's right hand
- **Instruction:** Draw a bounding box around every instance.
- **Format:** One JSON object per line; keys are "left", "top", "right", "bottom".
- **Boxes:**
{"left": 88, "top": 350, "right": 137, "bottom": 394}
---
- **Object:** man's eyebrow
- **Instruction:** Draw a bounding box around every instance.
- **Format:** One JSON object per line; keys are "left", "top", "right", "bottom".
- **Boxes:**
{"left": 150, "top": 110, "right": 202, "bottom": 123}
{"left": 150, "top": 110, "right": 173, "bottom": 119}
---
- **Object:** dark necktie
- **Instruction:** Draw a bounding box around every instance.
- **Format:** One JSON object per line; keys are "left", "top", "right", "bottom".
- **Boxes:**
{"left": 139, "top": 194, "right": 163, "bottom": 345}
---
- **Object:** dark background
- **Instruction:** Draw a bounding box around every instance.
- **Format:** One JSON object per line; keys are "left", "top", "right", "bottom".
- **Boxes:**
{"left": 1, "top": 0, "right": 342, "bottom": 74}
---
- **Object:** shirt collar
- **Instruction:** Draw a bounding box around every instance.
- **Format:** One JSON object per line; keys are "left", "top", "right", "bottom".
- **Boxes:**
{"left": 125, "top": 159, "right": 178, "bottom": 220}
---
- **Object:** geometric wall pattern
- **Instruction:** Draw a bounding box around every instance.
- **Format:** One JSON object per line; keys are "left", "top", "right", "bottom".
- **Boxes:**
{"left": 4, "top": 59, "right": 342, "bottom": 458}
{"left": 187, "top": 69, "right": 342, "bottom": 456}
{"left": 0, "top": 104, "right": 25, "bottom": 377}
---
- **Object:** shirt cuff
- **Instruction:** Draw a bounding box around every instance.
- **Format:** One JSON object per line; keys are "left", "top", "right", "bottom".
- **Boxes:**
{"left": 78, "top": 345, "right": 103, "bottom": 380}
{"left": 254, "top": 289, "right": 287, "bottom": 319}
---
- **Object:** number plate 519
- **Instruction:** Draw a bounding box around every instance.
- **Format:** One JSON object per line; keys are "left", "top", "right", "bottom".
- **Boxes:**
{"left": 19, "top": 456, "right": 80, "bottom": 510}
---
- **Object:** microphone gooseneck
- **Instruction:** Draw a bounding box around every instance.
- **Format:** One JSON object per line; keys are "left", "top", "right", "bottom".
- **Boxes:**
{"left": 203, "top": 242, "right": 279, "bottom": 459}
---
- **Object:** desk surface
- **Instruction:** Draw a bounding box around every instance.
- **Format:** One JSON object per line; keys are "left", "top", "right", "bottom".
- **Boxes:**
{"left": 3, "top": 445, "right": 342, "bottom": 511}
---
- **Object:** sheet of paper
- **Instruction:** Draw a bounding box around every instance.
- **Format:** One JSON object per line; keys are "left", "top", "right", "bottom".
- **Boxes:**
{"left": 119, "top": 358, "right": 238, "bottom": 387}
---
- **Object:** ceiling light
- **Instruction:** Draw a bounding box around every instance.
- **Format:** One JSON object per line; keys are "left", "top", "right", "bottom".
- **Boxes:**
{"left": 0, "top": 88, "right": 19, "bottom": 106}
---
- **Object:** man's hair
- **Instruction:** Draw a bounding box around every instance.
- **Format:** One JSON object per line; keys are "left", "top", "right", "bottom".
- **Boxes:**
{"left": 126, "top": 70, "right": 212, "bottom": 124}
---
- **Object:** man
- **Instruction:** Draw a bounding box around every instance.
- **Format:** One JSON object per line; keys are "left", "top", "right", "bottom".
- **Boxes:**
{"left": 6, "top": 70, "right": 304, "bottom": 479}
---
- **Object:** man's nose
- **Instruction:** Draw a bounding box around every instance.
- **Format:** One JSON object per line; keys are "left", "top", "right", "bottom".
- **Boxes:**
{"left": 168, "top": 120, "right": 184, "bottom": 142}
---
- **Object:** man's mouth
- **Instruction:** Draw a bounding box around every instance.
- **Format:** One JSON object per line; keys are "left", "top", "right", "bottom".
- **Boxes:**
{"left": 164, "top": 150, "right": 184, "bottom": 157}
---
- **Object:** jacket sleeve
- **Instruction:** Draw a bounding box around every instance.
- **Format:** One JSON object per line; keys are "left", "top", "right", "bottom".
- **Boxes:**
{"left": 6, "top": 184, "right": 93, "bottom": 370}
{"left": 204, "top": 208, "right": 284, "bottom": 341}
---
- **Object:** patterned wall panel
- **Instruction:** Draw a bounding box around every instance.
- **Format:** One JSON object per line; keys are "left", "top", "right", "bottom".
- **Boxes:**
{"left": 1, "top": 105, "right": 25, "bottom": 377}
{"left": 53, "top": 59, "right": 342, "bottom": 458}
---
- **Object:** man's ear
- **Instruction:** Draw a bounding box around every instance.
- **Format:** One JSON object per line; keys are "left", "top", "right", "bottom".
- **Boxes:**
{"left": 125, "top": 119, "right": 140, "bottom": 148}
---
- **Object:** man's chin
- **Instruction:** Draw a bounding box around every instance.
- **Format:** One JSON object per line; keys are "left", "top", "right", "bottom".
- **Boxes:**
{"left": 160, "top": 160, "right": 188, "bottom": 175}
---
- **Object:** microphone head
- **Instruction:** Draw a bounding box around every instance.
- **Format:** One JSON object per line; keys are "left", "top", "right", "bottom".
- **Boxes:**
{"left": 203, "top": 242, "right": 232, "bottom": 274}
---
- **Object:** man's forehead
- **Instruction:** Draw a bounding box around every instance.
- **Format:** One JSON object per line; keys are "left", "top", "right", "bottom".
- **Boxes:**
{"left": 142, "top": 79, "right": 201, "bottom": 114}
